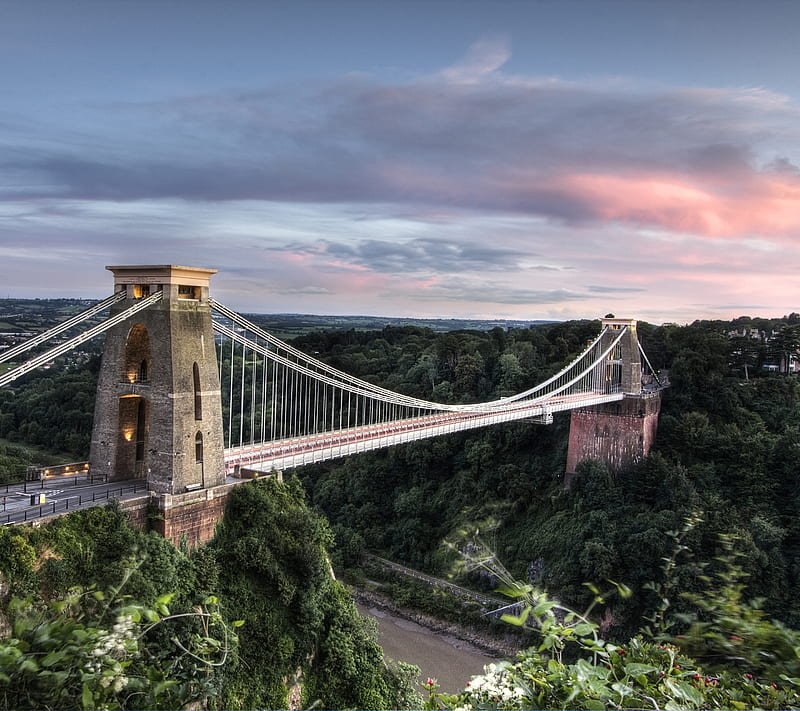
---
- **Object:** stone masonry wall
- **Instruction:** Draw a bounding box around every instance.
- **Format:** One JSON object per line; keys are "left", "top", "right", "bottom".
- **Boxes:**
{"left": 147, "top": 483, "right": 238, "bottom": 547}
{"left": 565, "top": 392, "right": 662, "bottom": 476}
{"left": 89, "top": 269, "right": 226, "bottom": 494}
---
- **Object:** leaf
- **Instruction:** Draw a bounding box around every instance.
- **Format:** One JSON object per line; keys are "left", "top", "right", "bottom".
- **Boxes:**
{"left": 500, "top": 606, "right": 530, "bottom": 627}
{"left": 532, "top": 599, "right": 558, "bottom": 616}
{"left": 625, "top": 662, "right": 659, "bottom": 677}
{"left": 611, "top": 681, "right": 635, "bottom": 697}
{"left": 81, "top": 681, "right": 94, "bottom": 710}
{"left": 495, "top": 583, "right": 520, "bottom": 597}
{"left": 664, "top": 678, "right": 703, "bottom": 706}
{"left": 40, "top": 649, "right": 67, "bottom": 667}
{"left": 607, "top": 579, "right": 633, "bottom": 599}
{"left": 583, "top": 698, "right": 606, "bottom": 710}
{"left": 18, "top": 658, "right": 38, "bottom": 673}
{"left": 232, "top": 619, "right": 245, "bottom": 628}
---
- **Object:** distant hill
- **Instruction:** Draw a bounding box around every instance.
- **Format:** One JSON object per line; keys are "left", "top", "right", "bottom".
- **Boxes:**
{"left": 0, "top": 298, "right": 556, "bottom": 341}
{"left": 243, "top": 312, "right": 556, "bottom": 340}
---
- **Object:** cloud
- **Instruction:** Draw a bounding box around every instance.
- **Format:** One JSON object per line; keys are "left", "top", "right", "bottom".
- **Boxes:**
{"left": 2, "top": 45, "right": 799, "bottom": 251}
{"left": 440, "top": 35, "right": 512, "bottom": 83}
{"left": 279, "top": 285, "right": 333, "bottom": 296}
{"left": 588, "top": 285, "right": 648, "bottom": 294}
{"left": 289, "top": 237, "right": 530, "bottom": 274}
{"left": 404, "top": 277, "right": 589, "bottom": 305}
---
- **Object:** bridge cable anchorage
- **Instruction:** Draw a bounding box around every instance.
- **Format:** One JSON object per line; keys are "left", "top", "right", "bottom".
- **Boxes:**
{"left": 0, "top": 291, "right": 126, "bottom": 364}
{"left": 0, "top": 291, "right": 163, "bottom": 389}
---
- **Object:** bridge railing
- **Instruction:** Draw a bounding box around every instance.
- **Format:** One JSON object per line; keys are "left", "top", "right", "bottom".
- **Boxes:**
{"left": 1, "top": 481, "right": 149, "bottom": 526}
{"left": 211, "top": 302, "right": 635, "bottom": 455}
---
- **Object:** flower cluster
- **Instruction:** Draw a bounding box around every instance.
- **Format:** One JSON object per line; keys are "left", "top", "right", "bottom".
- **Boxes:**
{"left": 460, "top": 662, "right": 527, "bottom": 709}
{"left": 83, "top": 613, "right": 136, "bottom": 695}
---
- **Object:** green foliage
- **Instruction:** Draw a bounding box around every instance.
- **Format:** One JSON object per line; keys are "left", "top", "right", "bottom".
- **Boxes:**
{"left": 1, "top": 481, "right": 421, "bottom": 710}
{"left": 30, "top": 502, "right": 198, "bottom": 608}
{"left": 6, "top": 308, "right": 800, "bottom": 707}
{"left": 433, "top": 527, "right": 800, "bottom": 710}
{"left": 294, "top": 315, "right": 800, "bottom": 640}
{"left": 303, "top": 580, "right": 424, "bottom": 710}
{"left": 0, "top": 360, "right": 99, "bottom": 466}
{"left": 436, "top": 638, "right": 800, "bottom": 710}
{"left": 674, "top": 535, "right": 800, "bottom": 682}
{"left": 0, "top": 529, "right": 38, "bottom": 594}
{"left": 208, "top": 477, "right": 329, "bottom": 707}
{"left": 208, "top": 476, "right": 416, "bottom": 709}
{"left": 0, "top": 502, "right": 242, "bottom": 709}
{"left": 0, "top": 587, "right": 236, "bottom": 710}
{"left": 0, "top": 440, "right": 61, "bottom": 484}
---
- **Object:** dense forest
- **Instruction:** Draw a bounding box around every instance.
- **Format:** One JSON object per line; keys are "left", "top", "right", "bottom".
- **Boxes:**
{"left": 2, "top": 312, "right": 800, "bottom": 708}
{"left": 289, "top": 317, "right": 800, "bottom": 631}
{"left": 0, "top": 478, "right": 420, "bottom": 709}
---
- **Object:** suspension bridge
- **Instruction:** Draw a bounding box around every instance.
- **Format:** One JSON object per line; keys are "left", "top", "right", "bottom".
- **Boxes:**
{"left": 0, "top": 265, "right": 665, "bottom": 543}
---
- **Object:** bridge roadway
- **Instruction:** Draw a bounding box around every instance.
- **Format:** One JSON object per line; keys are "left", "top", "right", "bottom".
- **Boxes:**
{"left": 2, "top": 392, "right": 624, "bottom": 525}
{"left": 224, "top": 389, "right": 624, "bottom": 475}
{"left": 1, "top": 473, "right": 149, "bottom": 526}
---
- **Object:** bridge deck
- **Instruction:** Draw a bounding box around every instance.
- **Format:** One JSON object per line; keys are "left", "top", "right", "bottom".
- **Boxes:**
{"left": 224, "top": 390, "right": 624, "bottom": 474}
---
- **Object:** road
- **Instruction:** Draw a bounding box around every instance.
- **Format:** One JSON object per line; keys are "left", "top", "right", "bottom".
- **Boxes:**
{"left": 1, "top": 474, "right": 148, "bottom": 525}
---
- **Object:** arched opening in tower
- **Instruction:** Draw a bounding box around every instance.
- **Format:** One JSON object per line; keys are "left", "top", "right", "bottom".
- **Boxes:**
{"left": 193, "top": 362, "right": 202, "bottom": 420}
{"left": 116, "top": 395, "right": 149, "bottom": 478}
{"left": 123, "top": 323, "right": 152, "bottom": 383}
{"left": 195, "top": 431, "right": 204, "bottom": 487}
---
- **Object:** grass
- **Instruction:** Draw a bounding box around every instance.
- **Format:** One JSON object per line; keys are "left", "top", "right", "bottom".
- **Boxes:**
{"left": 0, "top": 438, "right": 75, "bottom": 480}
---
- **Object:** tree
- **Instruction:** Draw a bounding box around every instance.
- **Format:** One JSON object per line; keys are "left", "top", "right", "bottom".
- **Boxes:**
{"left": 208, "top": 477, "right": 415, "bottom": 709}
{"left": 769, "top": 324, "right": 800, "bottom": 373}
{"left": 728, "top": 334, "right": 762, "bottom": 380}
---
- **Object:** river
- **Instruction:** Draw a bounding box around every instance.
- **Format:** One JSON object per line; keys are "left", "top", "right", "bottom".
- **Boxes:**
{"left": 358, "top": 602, "right": 503, "bottom": 695}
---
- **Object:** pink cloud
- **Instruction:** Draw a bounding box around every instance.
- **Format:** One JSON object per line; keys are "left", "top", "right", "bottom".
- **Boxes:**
{"left": 553, "top": 169, "right": 800, "bottom": 238}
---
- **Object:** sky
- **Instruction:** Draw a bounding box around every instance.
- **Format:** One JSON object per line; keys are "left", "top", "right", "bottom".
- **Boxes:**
{"left": 1, "top": 0, "right": 799, "bottom": 324}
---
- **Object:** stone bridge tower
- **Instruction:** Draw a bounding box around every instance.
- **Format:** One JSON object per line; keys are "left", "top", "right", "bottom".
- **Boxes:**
{"left": 565, "top": 317, "right": 662, "bottom": 477}
{"left": 89, "top": 265, "right": 226, "bottom": 494}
